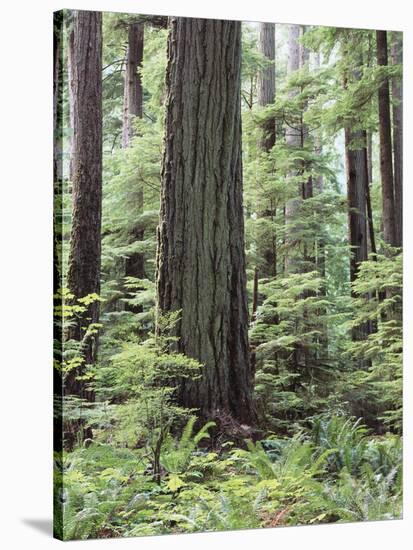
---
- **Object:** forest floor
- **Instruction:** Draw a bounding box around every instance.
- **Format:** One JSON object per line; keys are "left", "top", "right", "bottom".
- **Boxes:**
{"left": 56, "top": 415, "right": 402, "bottom": 540}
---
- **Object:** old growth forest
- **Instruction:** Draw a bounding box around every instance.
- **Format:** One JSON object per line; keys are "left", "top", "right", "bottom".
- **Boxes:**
{"left": 53, "top": 10, "right": 403, "bottom": 540}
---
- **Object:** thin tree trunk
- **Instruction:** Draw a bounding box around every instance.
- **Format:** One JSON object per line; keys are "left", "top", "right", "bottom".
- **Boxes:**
{"left": 284, "top": 25, "right": 302, "bottom": 274}
{"left": 376, "top": 30, "right": 396, "bottom": 247}
{"left": 250, "top": 266, "right": 259, "bottom": 383}
{"left": 257, "top": 22, "right": 277, "bottom": 278}
{"left": 156, "top": 18, "right": 255, "bottom": 424}
{"left": 257, "top": 22, "right": 276, "bottom": 150}
{"left": 67, "top": 25, "right": 74, "bottom": 181}
{"left": 122, "top": 22, "right": 146, "bottom": 310}
{"left": 345, "top": 128, "right": 370, "bottom": 343}
{"left": 66, "top": 10, "right": 102, "bottom": 391}
{"left": 345, "top": 129, "right": 368, "bottom": 283}
{"left": 122, "top": 22, "right": 144, "bottom": 147}
{"left": 252, "top": 267, "right": 259, "bottom": 322}
{"left": 367, "top": 131, "right": 373, "bottom": 185}
{"left": 365, "top": 132, "right": 377, "bottom": 257}
{"left": 391, "top": 32, "right": 403, "bottom": 247}
{"left": 313, "top": 53, "right": 326, "bottom": 277}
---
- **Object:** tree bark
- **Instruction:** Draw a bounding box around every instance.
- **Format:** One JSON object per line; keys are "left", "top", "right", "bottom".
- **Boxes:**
{"left": 257, "top": 22, "right": 277, "bottom": 278}
{"left": 367, "top": 131, "right": 373, "bottom": 185}
{"left": 391, "top": 32, "right": 403, "bottom": 247}
{"left": 365, "top": 132, "right": 377, "bottom": 257}
{"left": 300, "top": 32, "right": 313, "bottom": 220}
{"left": 156, "top": 17, "right": 254, "bottom": 424}
{"left": 257, "top": 22, "right": 276, "bottom": 150}
{"left": 345, "top": 129, "right": 368, "bottom": 283}
{"left": 53, "top": 9, "right": 64, "bottom": 483}
{"left": 122, "top": 22, "right": 144, "bottom": 147}
{"left": 122, "top": 22, "right": 146, "bottom": 309}
{"left": 376, "top": 30, "right": 396, "bottom": 247}
{"left": 345, "top": 128, "right": 371, "bottom": 343}
{"left": 284, "top": 25, "right": 302, "bottom": 274}
{"left": 66, "top": 10, "right": 102, "bottom": 387}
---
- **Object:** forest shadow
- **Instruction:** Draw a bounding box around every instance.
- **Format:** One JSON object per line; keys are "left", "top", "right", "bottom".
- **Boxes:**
{"left": 21, "top": 518, "right": 53, "bottom": 536}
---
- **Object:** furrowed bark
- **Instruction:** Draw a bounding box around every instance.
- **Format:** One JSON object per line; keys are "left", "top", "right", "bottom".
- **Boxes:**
{"left": 257, "top": 22, "right": 277, "bottom": 278}
{"left": 257, "top": 22, "right": 276, "bottom": 150}
{"left": 156, "top": 17, "right": 255, "bottom": 424}
{"left": 345, "top": 129, "right": 368, "bottom": 283}
{"left": 66, "top": 10, "right": 102, "bottom": 392}
{"left": 122, "top": 22, "right": 144, "bottom": 147}
{"left": 376, "top": 30, "right": 396, "bottom": 247}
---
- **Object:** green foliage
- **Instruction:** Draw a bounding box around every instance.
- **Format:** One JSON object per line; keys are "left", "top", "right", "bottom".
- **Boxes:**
{"left": 56, "top": 14, "right": 403, "bottom": 540}
{"left": 161, "top": 416, "right": 216, "bottom": 474}
{"left": 319, "top": 463, "right": 402, "bottom": 522}
{"left": 310, "top": 414, "right": 370, "bottom": 475}
{"left": 93, "top": 316, "right": 203, "bottom": 482}
{"left": 344, "top": 252, "right": 403, "bottom": 431}
{"left": 251, "top": 272, "right": 337, "bottom": 432}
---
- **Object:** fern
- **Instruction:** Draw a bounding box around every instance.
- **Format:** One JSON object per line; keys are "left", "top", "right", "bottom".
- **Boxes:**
{"left": 161, "top": 417, "right": 216, "bottom": 474}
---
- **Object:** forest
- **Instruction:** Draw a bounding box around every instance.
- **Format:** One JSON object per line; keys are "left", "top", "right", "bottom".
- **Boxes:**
{"left": 53, "top": 10, "right": 403, "bottom": 540}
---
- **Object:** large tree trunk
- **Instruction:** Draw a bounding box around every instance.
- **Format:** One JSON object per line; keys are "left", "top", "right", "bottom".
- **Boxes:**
{"left": 345, "top": 129, "right": 368, "bottom": 283}
{"left": 66, "top": 10, "right": 102, "bottom": 392}
{"left": 391, "top": 32, "right": 403, "bottom": 247}
{"left": 376, "top": 30, "right": 396, "bottom": 247}
{"left": 122, "top": 22, "right": 146, "bottom": 309}
{"left": 156, "top": 17, "right": 254, "bottom": 424}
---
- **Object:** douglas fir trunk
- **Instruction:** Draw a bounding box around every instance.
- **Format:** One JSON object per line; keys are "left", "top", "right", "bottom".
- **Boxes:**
{"left": 156, "top": 17, "right": 254, "bottom": 424}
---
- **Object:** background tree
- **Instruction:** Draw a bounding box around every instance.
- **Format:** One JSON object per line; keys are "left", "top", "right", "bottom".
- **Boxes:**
{"left": 284, "top": 25, "right": 303, "bottom": 274}
{"left": 376, "top": 30, "right": 396, "bottom": 246}
{"left": 66, "top": 10, "right": 102, "bottom": 387}
{"left": 122, "top": 22, "right": 144, "bottom": 147}
{"left": 391, "top": 32, "right": 403, "bottom": 247}
{"left": 344, "top": 126, "right": 368, "bottom": 284}
{"left": 256, "top": 22, "right": 277, "bottom": 280}
{"left": 257, "top": 22, "right": 276, "bottom": 150}
{"left": 122, "top": 21, "right": 146, "bottom": 308}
